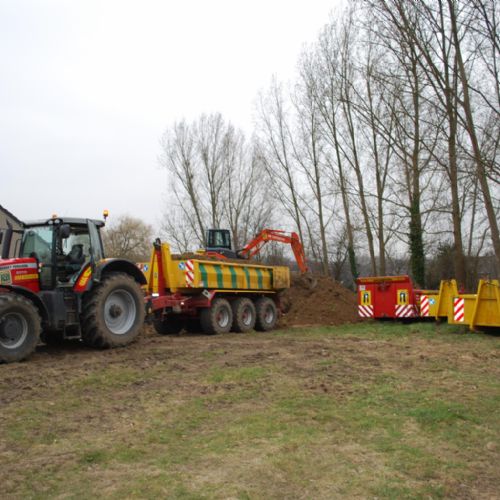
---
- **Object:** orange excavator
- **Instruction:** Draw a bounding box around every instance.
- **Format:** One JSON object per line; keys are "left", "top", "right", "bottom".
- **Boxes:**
{"left": 204, "top": 228, "right": 309, "bottom": 273}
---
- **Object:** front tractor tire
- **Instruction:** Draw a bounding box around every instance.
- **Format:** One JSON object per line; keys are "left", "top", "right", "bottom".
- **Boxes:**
{"left": 82, "top": 273, "right": 145, "bottom": 348}
{"left": 0, "top": 294, "right": 41, "bottom": 363}
{"left": 200, "top": 298, "right": 233, "bottom": 335}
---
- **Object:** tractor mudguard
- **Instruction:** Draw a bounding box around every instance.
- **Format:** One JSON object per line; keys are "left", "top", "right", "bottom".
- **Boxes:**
{"left": 0, "top": 285, "right": 49, "bottom": 323}
{"left": 73, "top": 259, "right": 147, "bottom": 293}
{"left": 94, "top": 259, "right": 147, "bottom": 286}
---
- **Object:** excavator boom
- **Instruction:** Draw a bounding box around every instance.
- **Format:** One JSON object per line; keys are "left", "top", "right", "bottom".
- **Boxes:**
{"left": 239, "top": 229, "right": 309, "bottom": 273}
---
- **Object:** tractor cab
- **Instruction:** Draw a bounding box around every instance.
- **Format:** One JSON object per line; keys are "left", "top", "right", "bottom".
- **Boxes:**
{"left": 0, "top": 217, "right": 105, "bottom": 294}
{"left": 19, "top": 217, "right": 105, "bottom": 290}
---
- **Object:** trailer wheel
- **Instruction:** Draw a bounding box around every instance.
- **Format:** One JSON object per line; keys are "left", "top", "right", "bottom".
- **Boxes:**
{"left": 0, "top": 294, "right": 41, "bottom": 363}
{"left": 255, "top": 297, "right": 278, "bottom": 331}
{"left": 200, "top": 298, "right": 233, "bottom": 335}
{"left": 231, "top": 298, "right": 256, "bottom": 333}
{"left": 82, "top": 272, "right": 145, "bottom": 348}
{"left": 153, "top": 314, "right": 184, "bottom": 335}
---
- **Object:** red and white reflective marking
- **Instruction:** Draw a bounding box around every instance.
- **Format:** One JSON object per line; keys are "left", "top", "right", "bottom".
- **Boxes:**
{"left": 395, "top": 304, "right": 416, "bottom": 318}
{"left": 420, "top": 295, "right": 430, "bottom": 317}
{"left": 185, "top": 260, "right": 194, "bottom": 288}
{"left": 358, "top": 305, "right": 374, "bottom": 318}
{"left": 453, "top": 297, "right": 465, "bottom": 322}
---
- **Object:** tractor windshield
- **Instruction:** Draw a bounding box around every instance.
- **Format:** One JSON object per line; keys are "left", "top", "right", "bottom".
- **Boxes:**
{"left": 20, "top": 226, "right": 53, "bottom": 265}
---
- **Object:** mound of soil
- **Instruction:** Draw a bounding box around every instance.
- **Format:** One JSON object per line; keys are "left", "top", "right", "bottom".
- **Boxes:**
{"left": 279, "top": 274, "right": 361, "bottom": 327}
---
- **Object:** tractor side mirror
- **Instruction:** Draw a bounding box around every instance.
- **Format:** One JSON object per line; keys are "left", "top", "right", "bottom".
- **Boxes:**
{"left": 59, "top": 224, "right": 71, "bottom": 239}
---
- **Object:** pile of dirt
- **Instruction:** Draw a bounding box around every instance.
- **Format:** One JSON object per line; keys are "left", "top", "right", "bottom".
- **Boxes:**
{"left": 279, "top": 274, "right": 361, "bottom": 327}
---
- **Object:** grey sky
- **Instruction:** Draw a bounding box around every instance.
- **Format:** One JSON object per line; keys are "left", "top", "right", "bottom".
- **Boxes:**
{"left": 1, "top": 0, "right": 337, "bottom": 229}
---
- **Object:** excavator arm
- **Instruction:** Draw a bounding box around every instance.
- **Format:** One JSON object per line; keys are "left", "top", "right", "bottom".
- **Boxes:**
{"left": 238, "top": 229, "right": 309, "bottom": 273}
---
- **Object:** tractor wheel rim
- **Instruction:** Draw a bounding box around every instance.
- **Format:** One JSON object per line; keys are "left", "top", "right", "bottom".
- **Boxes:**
{"left": 217, "top": 307, "right": 230, "bottom": 328}
{"left": 104, "top": 289, "right": 137, "bottom": 335}
{"left": 264, "top": 306, "right": 275, "bottom": 324}
{"left": 0, "top": 312, "right": 28, "bottom": 349}
{"left": 242, "top": 307, "right": 253, "bottom": 326}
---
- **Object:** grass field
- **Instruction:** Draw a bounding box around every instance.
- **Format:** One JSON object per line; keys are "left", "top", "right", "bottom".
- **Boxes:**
{"left": 1, "top": 322, "right": 499, "bottom": 499}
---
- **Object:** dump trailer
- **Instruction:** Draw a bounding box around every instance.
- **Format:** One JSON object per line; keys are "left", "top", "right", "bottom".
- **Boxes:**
{"left": 145, "top": 240, "right": 290, "bottom": 335}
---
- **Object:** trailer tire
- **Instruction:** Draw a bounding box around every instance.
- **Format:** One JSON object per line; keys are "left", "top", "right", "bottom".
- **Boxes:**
{"left": 0, "top": 294, "right": 41, "bottom": 363}
{"left": 153, "top": 314, "right": 184, "bottom": 335}
{"left": 255, "top": 297, "right": 278, "bottom": 332}
{"left": 231, "top": 298, "right": 256, "bottom": 333}
{"left": 200, "top": 298, "right": 233, "bottom": 335}
{"left": 82, "top": 272, "right": 145, "bottom": 348}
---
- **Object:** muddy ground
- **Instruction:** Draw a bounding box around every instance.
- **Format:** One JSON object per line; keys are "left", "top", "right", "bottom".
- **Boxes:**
{"left": 1, "top": 274, "right": 498, "bottom": 498}
{"left": 0, "top": 322, "right": 499, "bottom": 498}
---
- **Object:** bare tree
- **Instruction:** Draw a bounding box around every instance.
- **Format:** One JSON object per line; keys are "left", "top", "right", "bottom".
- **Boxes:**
{"left": 102, "top": 215, "right": 153, "bottom": 262}
{"left": 314, "top": 20, "right": 359, "bottom": 280}
{"left": 256, "top": 78, "right": 306, "bottom": 246}
{"left": 160, "top": 114, "right": 273, "bottom": 252}
{"left": 295, "top": 52, "right": 330, "bottom": 274}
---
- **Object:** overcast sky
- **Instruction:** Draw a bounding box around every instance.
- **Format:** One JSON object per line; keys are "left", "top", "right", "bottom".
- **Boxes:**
{"left": 1, "top": 0, "right": 338, "bottom": 229}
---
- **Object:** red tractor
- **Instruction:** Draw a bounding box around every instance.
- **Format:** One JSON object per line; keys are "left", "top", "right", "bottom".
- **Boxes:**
{"left": 0, "top": 214, "right": 146, "bottom": 363}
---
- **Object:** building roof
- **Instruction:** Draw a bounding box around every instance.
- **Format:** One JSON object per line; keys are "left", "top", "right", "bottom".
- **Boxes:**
{"left": 0, "top": 205, "right": 23, "bottom": 226}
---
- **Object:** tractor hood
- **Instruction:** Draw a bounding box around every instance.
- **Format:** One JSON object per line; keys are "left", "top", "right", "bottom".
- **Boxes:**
{"left": 0, "top": 257, "right": 40, "bottom": 291}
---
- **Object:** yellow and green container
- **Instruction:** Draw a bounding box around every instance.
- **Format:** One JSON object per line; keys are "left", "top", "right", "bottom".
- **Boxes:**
{"left": 145, "top": 242, "right": 290, "bottom": 294}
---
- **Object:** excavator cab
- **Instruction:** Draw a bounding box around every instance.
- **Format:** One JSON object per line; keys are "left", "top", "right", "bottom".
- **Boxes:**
{"left": 205, "top": 229, "right": 238, "bottom": 259}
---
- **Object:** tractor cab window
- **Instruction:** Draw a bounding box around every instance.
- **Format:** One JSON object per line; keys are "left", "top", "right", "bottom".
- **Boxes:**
{"left": 88, "top": 221, "right": 104, "bottom": 262}
{"left": 20, "top": 226, "right": 53, "bottom": 265}
{"left": 57, "top": 226, "right": 91, "bottom": 282}
{"left": 60, "top": 230, "right": 90, "bottom": 266}
{"left": 20, "top": 226, "right": 54, "bottom": 289}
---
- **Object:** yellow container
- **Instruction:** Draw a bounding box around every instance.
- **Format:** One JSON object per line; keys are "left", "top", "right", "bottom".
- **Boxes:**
{"left": 146, "top": 242, "right": 290, "bottom": 294}
{"left": 418, "top": 290, "right": 439, "bottom": 317}
{"left": 434, "top": 280, "right": 459, "bottom": 320}
{"left": 470, "top": 280, "right": 500, "bottom": 329}
{"left": 448, "top": 294, "right": 477, "bottom": 326}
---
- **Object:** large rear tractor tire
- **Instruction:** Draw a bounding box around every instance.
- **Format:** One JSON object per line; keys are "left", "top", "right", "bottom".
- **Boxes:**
{"left": 82, "top": 273, "right": 145, "bottom": 348}
{"left": 254, "top": 297, "right": 278, "bottom": 332}
{"left": 0, "top": 294, "right": 41, "bottom": 363}
{"left": 231, "top": 298, "right": 256, "bottom": 333}
{"left": 153, "top": 314, "right": 184, "bottom": 335}
{"left": 200, "top": 298, "right": 233, "bottom": 335}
